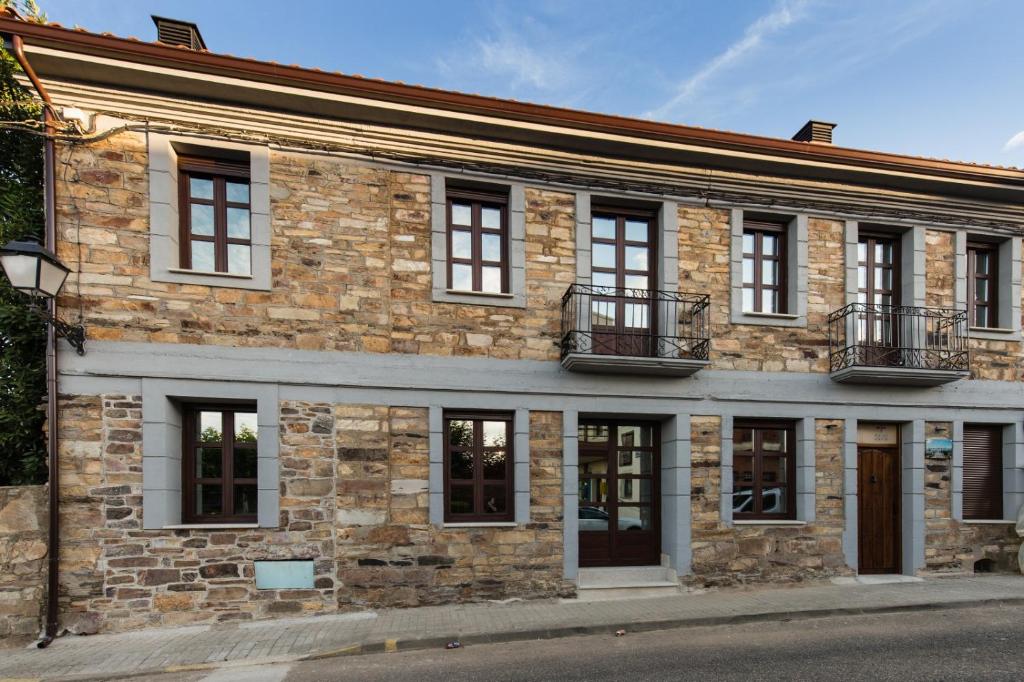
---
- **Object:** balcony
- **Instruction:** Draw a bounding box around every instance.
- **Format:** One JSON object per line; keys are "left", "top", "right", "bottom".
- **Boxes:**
{"left": 560, "top": 284, "right": 710, "bottom": 376}
{"left": 827, "top": 303, "right": 969, "bottom": 386}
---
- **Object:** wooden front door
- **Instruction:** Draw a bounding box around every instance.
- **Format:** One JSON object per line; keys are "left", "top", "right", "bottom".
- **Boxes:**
{"left": 578, "top": 421, "right": 660, "bottom": 567}
{"left": 856, "top": 235, "right": 901, "bottom": 366}
{"left": 858, "top": 446, "right": 901, "bottom": 574}
{"left": 589, "top": 210, "right": 656, "bottom": 357}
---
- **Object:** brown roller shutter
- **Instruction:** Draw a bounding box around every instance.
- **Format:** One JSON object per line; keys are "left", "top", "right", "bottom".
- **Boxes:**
{"left": 963, "top": 424, "right": 1003, "bottom": 520}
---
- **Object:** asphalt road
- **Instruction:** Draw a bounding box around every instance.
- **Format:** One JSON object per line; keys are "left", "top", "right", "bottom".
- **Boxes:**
{"left": 152, "top": 604, "right": 1024, "bottom": 682}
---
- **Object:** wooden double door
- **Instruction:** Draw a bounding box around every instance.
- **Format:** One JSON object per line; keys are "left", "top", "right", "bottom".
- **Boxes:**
{"left": 857, "top": 445, "right": 901, "bottom": 574}
{"left": 578, "top": 421, "right": 660, "bottom": 567}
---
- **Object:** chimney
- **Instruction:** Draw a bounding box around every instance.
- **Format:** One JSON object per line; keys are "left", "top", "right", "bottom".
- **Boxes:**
{"left": 152, "top": 16, "right": 207, "bottom": 50}
{"left": 792, "top": 120, "right": 836, "bottom": 144}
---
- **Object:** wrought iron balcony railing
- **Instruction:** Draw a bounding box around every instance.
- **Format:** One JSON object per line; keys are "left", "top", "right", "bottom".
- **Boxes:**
{"left": 827, "top": 303, "right": 969, "bottom": 383}
{"left": 560, "top": 284, "right": 710, "bottom": 375}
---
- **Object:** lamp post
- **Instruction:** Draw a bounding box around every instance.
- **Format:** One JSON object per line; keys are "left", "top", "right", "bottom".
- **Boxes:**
{"left": 0, "top": 239, "right": 86, "bottom": 354}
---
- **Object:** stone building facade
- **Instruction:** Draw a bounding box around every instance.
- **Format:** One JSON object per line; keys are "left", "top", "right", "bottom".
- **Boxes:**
{"left": 2, "top": 16, "right": 1023, "bottom": 636}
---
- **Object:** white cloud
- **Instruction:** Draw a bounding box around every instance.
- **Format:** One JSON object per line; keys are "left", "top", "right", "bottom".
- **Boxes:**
{"left": 1004, "top": 130, "right": 1024, "bottom": 151}
{"left": 645, "top": 0, "right": 810, "bottom": 120}
{"left": 472, "top": 34, "right": 570, "bottom": 90}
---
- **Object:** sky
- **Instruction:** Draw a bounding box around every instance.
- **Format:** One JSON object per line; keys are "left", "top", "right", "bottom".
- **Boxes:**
{"left": 35, "top": 0, "right": 1024, "bottom": 167}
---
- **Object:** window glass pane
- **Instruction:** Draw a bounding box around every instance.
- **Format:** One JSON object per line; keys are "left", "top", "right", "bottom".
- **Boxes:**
{"left": 625, "top": 246, "right": 648, "bottom": 271}
{"left": 190, "top": 177, "right": 213, "bottom": 200}
{"left": 761, "top": 429, "right": 787, "bottom": 452}
{"left": 857, "top": 291, "right": 867, "bottom": 304}
{"left": 448, "top": 420, "right": 474, "bottom": 447}
{"left": 191, "top": 240, "right": 215, "bottom": 271}
{"left": 618, "top": 451, "right": 653, "bottom": 475}
{"left": 975, "top": 278, "right": 989, "bottom": 302}
{"left": 451, "top": 230, "right": 472, "bottom": 259}
{"left": 481, "top": 233, "right": 502, "bottom": 262}
{"left": 482, "top": 421, "right": 507, "bottom": 447}
{"left": 195, "top": 447, "right": 222, "bottom": 478}
{"left": 857, "top": 266, "right": 867, "bottom": 289}
{"left": 762, "top": 456, "right": 787, "bottom": 484}
{"left": 741, "top": 288, "right": 755, "bottom": 312}
{"left": 976, "top": 306, "right": 989, "bottom": 328}
{"left": 733, "top": 455, "right": 754, "bottom": 484}
{"left": 733, "top": 486, "right": 754, "bottom": 514}
{"left": 591, "top": 299, "right": 615, "bottom": 326}
{"left": 617, "top": 506, "right": 653, "bottom": 531}
{"left": 763, "top": 487, "right": 787, "bottom": 515}
{"left": 593, "top": 243, "right": 616, "bottom": 269}
{"left": 618, "top": 425, "right": 653, "bottom": 447}
{"left": 625, "top": 220, "right": 648, "bottom": 242}
{"left": 196, "top": 483, "right": 222, "bottom": 517}
{"left": 624, "top": 274, "right": 648, "bottom": 290}
{"left": 618, "top": 478, "right": 652, "bottom": 504}
{"left": 449, "top": 485, "right": 473, "bottom": 515}
{"left": 227, "top": 207, "right": 250, "bottom": 239}
{"left": 199, "top": 412, "right": 223, "bottom": 442}
{"left": 742, "top": 258, "right": 754, "bottom": 285}
{"left": 233, "top": 447, "right": 258, "bottom": 479}
{"left": 858, "top": 241, "right": 868, "bottom": 262}
{"left": 482, "top": 450, "right": 507, "bottom": 479}
{"left": 451, "top": 263, "right": 472, "bottom": 291}
{"left": 234, "top": 413, "right": 258, "bottom": 443}
{"left": 763, "top": 234, "right": 778, "bottom": 256}
{"left": 226, "top": 181, "right": 249, "bottom": 204}
{"left": 976, "top": 252, "right": 990, "bottom": 275}
{"left": 482, "top": 485, "right": 507, "bottom": 514}
{"left": 234, "top": 484, "right": 257, "bottom": 515}
{"left": 578, "top": 478, "right": 608, "bottom": 505}
{"left": 190, "top": 203, "right": 214, "bottom": 236}
{"left": 762, "top": 260, "right": 777, "bottom": 286}
{"left": 578, "top": 505, "right": 609, "bottom": 530}
{"left": 762, "top": 289, "right": 777, "bottom": 313}
{"left": 451, "top": 202, "right": 471, "bottom": 226}
{"left": 578, "top": 424, "right": 609, "bottom": 444}
{"left": 481, "top": 266, "right": 502, "bottom": 293}
{"left": 592, "top": 216, "right": 615, "bottom": 240}
{"left": 481, "top": 206, "right": 502, "bottom": 229}
{"left": 624, "top": 303, "right": 649, "bottom": 328}
{"left": 742, "top": 232, "right": 755, "bottom": 254}
{"left": 733, "top": 428, "right": 754, "bottom": 452}
{"left": 592, "top": 272, "right": 616, "bottom": 291}
{"left": 449, "top": 450, "right": 473, "bottom": 479}
{"left": 227, "top": 244, "right": 251, "bottom": 276}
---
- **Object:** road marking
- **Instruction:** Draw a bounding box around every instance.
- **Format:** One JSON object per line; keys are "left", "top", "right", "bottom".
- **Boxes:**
{"left": 199, "top": 663, "right": 293, "bottom": 682}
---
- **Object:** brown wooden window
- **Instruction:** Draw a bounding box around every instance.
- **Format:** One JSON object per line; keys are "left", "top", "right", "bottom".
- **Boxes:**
{"left": 857, "top": 235, "right": 900, "bottom": 307}
{"left": 183, "top": 406, "right": 258, "bottom": 523}
{"left": 732, "top": 421, "right": 796, "bottom": 520}
{"left": 179, "top": 156, "right": 252, "bottom": 276}
{"left": 741, "top": 222, "right": 786, "bottom": 314}
{"left": 444, "top": 411, "right": 513, "bottom": 522}
{"left": 968, "top": 243, "right": 998, "bottom": 328}
{"left": 446, "top": 190, "right": 508, "bottom": 294}
{"left": 963, "top": 424, "right": 1003, "bottom": 521}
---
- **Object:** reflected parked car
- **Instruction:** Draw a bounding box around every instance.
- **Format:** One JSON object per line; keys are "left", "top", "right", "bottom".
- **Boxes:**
{"left": 732, "top": 488, "right": 785, "bottom": 514}
{"left": 578, "top": 506, "right": 643, "bottom": 531}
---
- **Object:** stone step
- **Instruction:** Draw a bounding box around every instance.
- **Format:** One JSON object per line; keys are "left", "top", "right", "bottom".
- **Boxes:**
{"left": 574, "top": 566, "right": 682, "bottom": 601}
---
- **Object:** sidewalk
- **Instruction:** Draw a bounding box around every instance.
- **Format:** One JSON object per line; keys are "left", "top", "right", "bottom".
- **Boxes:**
{"left": 3, "top": 575, "right": 1023, "bottom": 681}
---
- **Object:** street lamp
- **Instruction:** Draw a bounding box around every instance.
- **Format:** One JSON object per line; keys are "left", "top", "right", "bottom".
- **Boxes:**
{"left": 0, "top": 239, "right": 86, "bottom": 355}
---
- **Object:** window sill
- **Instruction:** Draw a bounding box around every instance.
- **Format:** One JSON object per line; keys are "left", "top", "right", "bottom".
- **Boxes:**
{"left": 445, "top": 289, "right": 515, "bottom": 298}
{"left": 740, "top": 312, "right": 799, "bottom": 320}
{"left": 163, "top": 523, "right": 260, "bottom": 530}
{"left": 731, "top": 310, "right": 805, "bottom": 328}
{"left": 168, "top": 267, "right": 254, "bottom": 281}
{"left": 442, "top": 522, "right": 518, "bottom": 528}
{"left": 734, "top": 520, "right": 807, "bottom": 527}
{"left": 970, "top": 326, "right": 1015, "bottom": 334}
{"left": 961, "top": 519, "right": 1016, "bottom": 525}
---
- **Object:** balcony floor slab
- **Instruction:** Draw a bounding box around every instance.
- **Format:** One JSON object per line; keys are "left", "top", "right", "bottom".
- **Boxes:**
{"left": 561, "top": 353, "right": 709, "bottom": 377}
{"left": 830, "top": 365, "right": 969, "bottom": 387}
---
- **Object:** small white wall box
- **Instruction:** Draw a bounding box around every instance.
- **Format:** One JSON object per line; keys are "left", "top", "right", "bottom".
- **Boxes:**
{"left": 254, "top": 560, "right": 315, "bottom": 589}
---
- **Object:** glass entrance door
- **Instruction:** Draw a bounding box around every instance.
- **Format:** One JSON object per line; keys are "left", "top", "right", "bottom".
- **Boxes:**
{"left": 578, "top": 421, "right": 660, "bottom": 566}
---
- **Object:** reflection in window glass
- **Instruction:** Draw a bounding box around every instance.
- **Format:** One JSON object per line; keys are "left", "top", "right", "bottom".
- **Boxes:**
{"left": 483, "top": 421, "right": 506, "bottom": 447}
{"left": 481, "top": 266, "right": 502, "bottom": 293}
{"left": 481, "top": 206, "right": 501, "bottom": 229}
{"left": 448, "top": 420, "right": 473, "bottom": 447}
{"left": 227, "top": 208, "right": 250, "bottom": 239}
{"left": 481, "top": 233, "right": 502, "bottom": 262}
{"left": 592, "top": 216, "right": 615, "bottom": 240}
{"left": 200, "top": 412, "right": 223, "bottom": 442}
{"left": 451, "top": 230, "right": 472, "bottom": 259}
{"left": 451, "top": 264, "right": 472, "bottom": 291}
{"left": 234, "top": 413, "right": 258, "bottom": 443}
{"left": 226, "top": 181, "right": 249, "bottom": 203}
{"left": 625, "top": 219, "right": 648, "bottom": 242}
{"left": 451, "top": 203, "right": 472, "bottom": 225}
{"left": 190, "top": 177, "right": 213, "bottom": 200}
{"left": 227, "top": 244, "right": 251, "bottom": 276}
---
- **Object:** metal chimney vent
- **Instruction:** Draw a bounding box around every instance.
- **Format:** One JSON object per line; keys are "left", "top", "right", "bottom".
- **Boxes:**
{"left": 792, "top": 120, "right": 837, "bottom": 144}
{"left": 152, "top": 15, "right": 207, "bottom": 50}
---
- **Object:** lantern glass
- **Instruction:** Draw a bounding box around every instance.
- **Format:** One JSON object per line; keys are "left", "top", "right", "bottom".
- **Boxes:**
{"left": 0, "top": 241, "right": 71, "bottom": 298}
{"left": 0, "top": 252, "right": 40, "bottom": 293}
{"left": 37, "top": 257, "right": 70, "bottom": 298}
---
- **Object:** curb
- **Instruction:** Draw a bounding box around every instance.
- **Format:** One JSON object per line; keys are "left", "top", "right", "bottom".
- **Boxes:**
{"left": 38, "top": 596, "right": 1024, "bottom": 681}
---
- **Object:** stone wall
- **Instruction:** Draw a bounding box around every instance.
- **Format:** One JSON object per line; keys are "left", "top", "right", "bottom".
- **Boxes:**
{"left": 923, "top": 421, "right": 1019, "bottom": 573}
{"left": 0, "top": 486, "right": 47, "bottom": 644}
{"left": 688, "top": 416, "right": 851, "bottom": 586}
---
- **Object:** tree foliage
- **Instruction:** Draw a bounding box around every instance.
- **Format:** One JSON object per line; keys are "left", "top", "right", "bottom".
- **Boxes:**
{"left": 0, "top": 38, "right": 47, "bottom": 485}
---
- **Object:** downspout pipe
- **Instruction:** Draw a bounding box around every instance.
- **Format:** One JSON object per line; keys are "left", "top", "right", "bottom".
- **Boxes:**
{"left": 9, "top": 32, "right": 61, "bottom": 648}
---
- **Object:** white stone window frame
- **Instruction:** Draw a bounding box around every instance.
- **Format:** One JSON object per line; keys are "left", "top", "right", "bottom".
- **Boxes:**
{"left": 148, "top": 133, "right": 272, "bottom": 291}
{"left": 843, "top": 221, "right": 926, "bottom": 307}
{"left": 430, "top": 173, "right": 526, "bottom": 307}
{"left": 720, "top": 415, "right": 816, "bottom": 526}
{"left": 729, "top": 209, "right": 808, "bottom": 327}
{"left": 427, "top": 406, "right": 530, "bottom": 526}
{"left": 954, "top": 232, "right": 1022, "bottom": 341}
{"left": 141, "top": 379, "right": 280, "bottom": 529}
